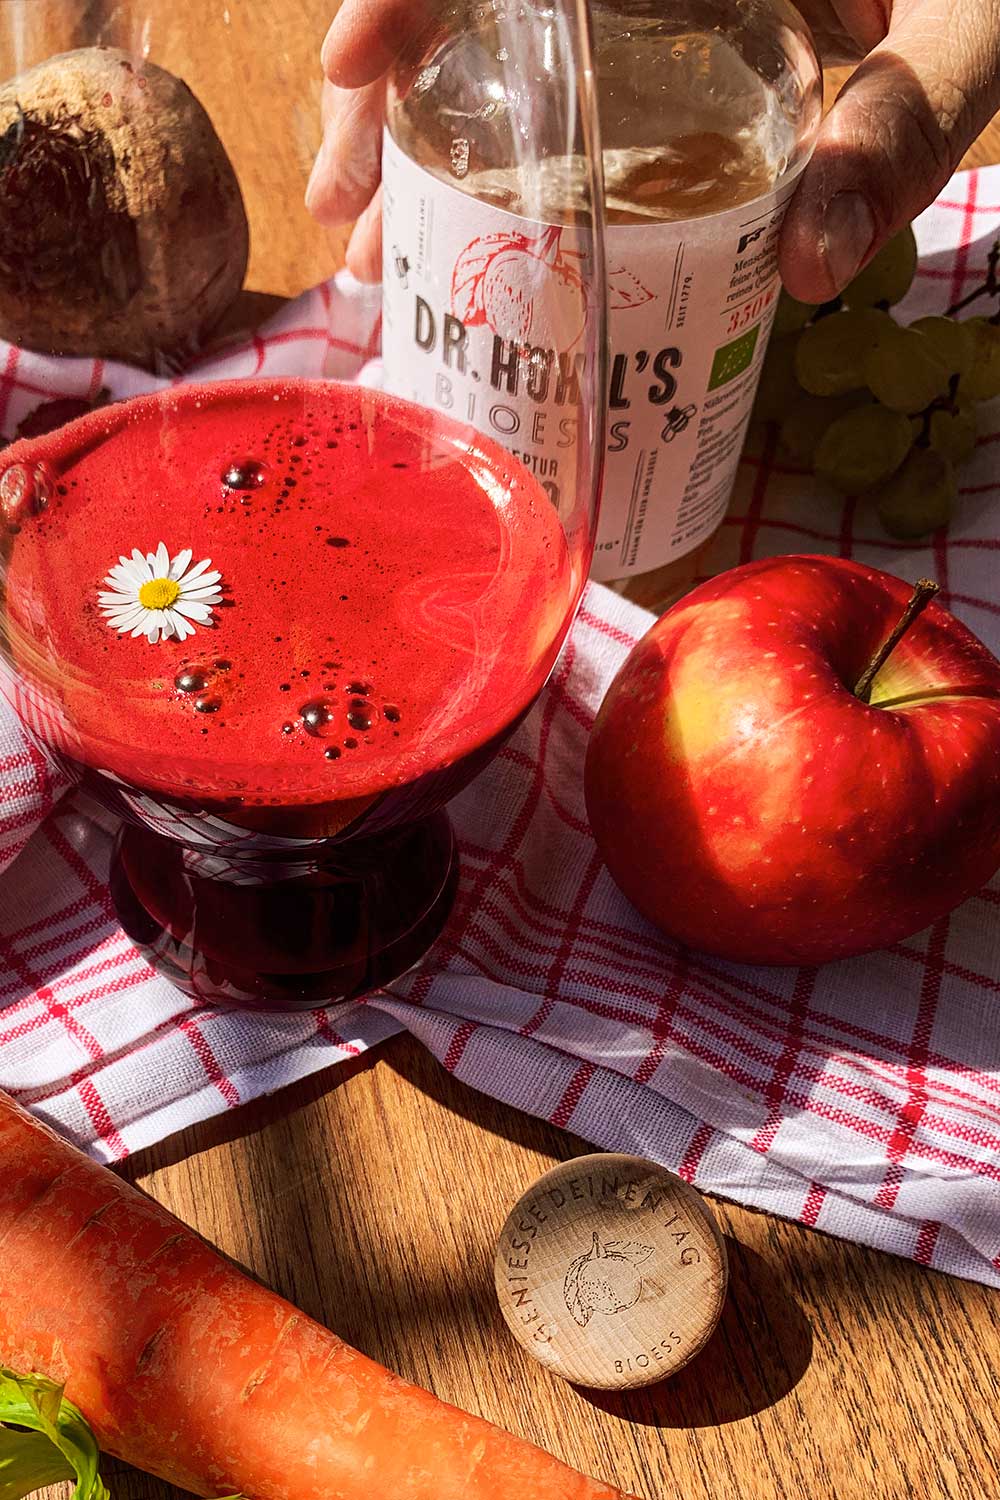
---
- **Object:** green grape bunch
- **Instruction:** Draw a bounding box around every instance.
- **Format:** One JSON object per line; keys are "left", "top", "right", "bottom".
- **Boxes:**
{"left": 751, "top": 224, "right": 1000, "bottom": 541}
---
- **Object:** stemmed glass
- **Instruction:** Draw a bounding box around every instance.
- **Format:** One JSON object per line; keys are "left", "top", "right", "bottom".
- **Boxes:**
{"left": 0, "top": 0, "right": 606, "bottom": 1011}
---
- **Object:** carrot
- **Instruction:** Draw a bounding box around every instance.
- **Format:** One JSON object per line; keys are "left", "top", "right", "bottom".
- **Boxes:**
{"left": 0, "top": 1093, "right": 634, "bottom": 1500}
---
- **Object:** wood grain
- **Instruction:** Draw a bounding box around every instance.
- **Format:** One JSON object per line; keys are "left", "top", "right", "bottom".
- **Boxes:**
{"left": 6, "top": 3, "right": 1000, "bottom": 1497}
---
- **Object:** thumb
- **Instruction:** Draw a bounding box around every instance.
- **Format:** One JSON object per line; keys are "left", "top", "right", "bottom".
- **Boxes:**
{"left": 779, "top": 0, "right": 1000, "bottom": 302}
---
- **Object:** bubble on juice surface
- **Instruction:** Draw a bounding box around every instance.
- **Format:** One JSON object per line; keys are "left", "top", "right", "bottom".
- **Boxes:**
{"left": 301, "top": 699, "right": 338, "bottom": 738}
{"left": 221, "top": 460, "right": 265, "bottom": 491}
{"left": 347, "top": 704, "right": 373, "bottom": 732}
{"left": 324, "top": 746, "right": 342, "bottom": 760}
{"left": 175, "top": 668, "right": 209, "bottom": 694}
{"left": 383, "top": 704, "right": 401, "bottom": 723}
{"left": 194, "top": 695, "right": 222, "bottom": 714}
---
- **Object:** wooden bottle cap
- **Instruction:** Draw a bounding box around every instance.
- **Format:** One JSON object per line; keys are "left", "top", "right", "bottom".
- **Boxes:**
{"left": 494, "top": 1152, "right": 727, "bottom": 1390}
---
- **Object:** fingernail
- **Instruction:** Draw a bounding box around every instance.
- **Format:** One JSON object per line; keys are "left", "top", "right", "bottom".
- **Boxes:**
{"left": 823, "top": 191, "right": 876, "bottom": 291}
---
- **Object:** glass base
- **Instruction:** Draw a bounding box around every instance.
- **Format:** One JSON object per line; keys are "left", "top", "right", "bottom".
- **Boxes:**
{"left": 110, "top": 812, "right": 458, "bottom": 1011}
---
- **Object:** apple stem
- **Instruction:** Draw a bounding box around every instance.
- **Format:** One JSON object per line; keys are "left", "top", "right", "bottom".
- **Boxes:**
{"left": 853, "top": 578, "right": 940, "bottom": 704}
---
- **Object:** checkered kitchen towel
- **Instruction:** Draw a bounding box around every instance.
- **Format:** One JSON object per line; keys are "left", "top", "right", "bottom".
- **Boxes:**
{"left": 3, "top": 166, "right": 1000, "bottom": 1287}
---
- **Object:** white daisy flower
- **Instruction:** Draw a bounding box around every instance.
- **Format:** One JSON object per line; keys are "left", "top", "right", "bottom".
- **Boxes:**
{"left": 99, "top": 542, "right": 224, "bottom": 644}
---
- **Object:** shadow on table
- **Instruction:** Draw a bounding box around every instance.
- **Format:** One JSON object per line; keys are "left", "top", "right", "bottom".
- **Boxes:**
{"left": 118, "top": 1021, "right": 555, "bottom": 1186}
{"left": 382, "top": 1031, "right": 590, "bottom": 1156}
{"left": 117, "top": 1046, "right": 379, "bottom": 1181}
{"left": 579, "top": 1237, "right": 813, "bottom": 1428}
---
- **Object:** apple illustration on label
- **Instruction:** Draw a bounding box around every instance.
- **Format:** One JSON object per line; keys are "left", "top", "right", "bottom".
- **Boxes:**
{"left": 585, "top": 555, "right": 1000, "bottom": 965}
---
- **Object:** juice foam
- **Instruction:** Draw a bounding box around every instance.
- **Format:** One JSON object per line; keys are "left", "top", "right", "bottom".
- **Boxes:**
{"left": 2, "top": 379, "right": 576, "bottom": 805}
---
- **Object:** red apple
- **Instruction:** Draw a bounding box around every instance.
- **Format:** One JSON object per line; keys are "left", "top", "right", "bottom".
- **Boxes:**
{"left": 584, "top": 555, "right": 1000, "bottom": 965}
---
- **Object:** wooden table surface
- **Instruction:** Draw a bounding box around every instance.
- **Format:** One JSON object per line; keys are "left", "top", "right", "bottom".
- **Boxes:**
{"left": 7, "top": 4, "right": 999, "bottom": 1498}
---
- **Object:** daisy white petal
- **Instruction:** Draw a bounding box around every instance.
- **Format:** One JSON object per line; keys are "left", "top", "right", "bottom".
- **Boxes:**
{"left": 170, "top": 547, "right": 193, "bottom": 580}
{"left": 179, "top": 585, "right": 224, "bottom": 602}
{"left": 130, "top": 548, "right": 154, "bottom": 581}
{"left": 173, "top": 600, "right": 213, "bottom": 622}
{"left": 181, "top": 558, "right": 214, "bottom": 584}
{"left": 108, "top": 566, "right": 139, "bottom": 590}
{"left": 152, "top": 542, "right": 170, "bottom": 577}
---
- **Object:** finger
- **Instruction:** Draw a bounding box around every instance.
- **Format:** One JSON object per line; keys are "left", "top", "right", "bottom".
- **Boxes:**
{"left": 798, "top": 0, "right": 887, "bottom": 63}
{"left": 306, "top": 76, "right": 385, "bottom": 225}
{"left": 345, "top": 185, "right": 384, "bottom": 283}
{"left": 321, "top": 0, "right": 439, "bottom": 88}
{"left": 780, "top": 0, "right": 1000, "bottom": 303}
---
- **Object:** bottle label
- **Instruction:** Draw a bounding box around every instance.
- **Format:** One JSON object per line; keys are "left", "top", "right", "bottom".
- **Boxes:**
{"left": 381, "top": 128, "right": 801, "bottom": 581}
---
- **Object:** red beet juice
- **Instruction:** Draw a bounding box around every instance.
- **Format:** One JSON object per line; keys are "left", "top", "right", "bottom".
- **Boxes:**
{"left": 3, "top": 379, "right": 575, "bottom": 805}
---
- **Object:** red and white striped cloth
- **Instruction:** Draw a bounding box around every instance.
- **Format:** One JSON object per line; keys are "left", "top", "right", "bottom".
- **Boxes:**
{"left": 3, "top": 167, "right": 1000, "bottom": 1287}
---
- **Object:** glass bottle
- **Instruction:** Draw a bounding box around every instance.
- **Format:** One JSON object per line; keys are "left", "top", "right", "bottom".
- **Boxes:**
{"left": 381, "top": 0, "right": 822, "bottom": 604}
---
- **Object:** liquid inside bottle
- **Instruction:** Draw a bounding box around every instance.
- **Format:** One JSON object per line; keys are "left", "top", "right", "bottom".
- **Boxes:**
{"left": 381, "top": 0, "right": 821, "bottom": 602}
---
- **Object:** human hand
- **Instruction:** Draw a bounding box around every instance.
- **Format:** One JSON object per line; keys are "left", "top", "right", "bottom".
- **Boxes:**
{"left": 306, "top": 0, "right": 1000, "bottom": 300}
{"left": 780, "top": 0, "right": 1000, "bottom": 300}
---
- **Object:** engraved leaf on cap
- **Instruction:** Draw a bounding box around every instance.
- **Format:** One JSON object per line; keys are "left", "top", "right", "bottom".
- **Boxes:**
{"left": 604, "top": 1240, "right": 655, "bottom": 1266}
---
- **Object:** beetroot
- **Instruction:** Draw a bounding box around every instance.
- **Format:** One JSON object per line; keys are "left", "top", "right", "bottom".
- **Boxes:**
{"left": 0, "top": 48, "right": 248, "bottom": 367}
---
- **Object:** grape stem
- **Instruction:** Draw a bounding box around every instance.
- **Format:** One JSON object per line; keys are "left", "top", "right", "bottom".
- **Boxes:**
{"left": 854, "top": 579, "right": 940, "bottom": 704}
{"left": 946, "top": 238, "right": 1000, "bottom": 317}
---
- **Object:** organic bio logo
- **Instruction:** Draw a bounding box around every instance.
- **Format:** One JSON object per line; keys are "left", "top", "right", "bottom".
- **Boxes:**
{"left": 450, "top": 227, "right": 655, "bottom": 351}
{"left": 563, "top": 1232, "right": 654, "bottom": 1328}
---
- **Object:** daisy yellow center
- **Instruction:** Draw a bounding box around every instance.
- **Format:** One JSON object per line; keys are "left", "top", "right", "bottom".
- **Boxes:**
{"left": 138, "top": 577, "right": 181, "bottom": 611}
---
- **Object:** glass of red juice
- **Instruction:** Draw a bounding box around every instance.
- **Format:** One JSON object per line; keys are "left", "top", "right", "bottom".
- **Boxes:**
{"left": 0, "top": 3, "right": 606, "bottom": 1011}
